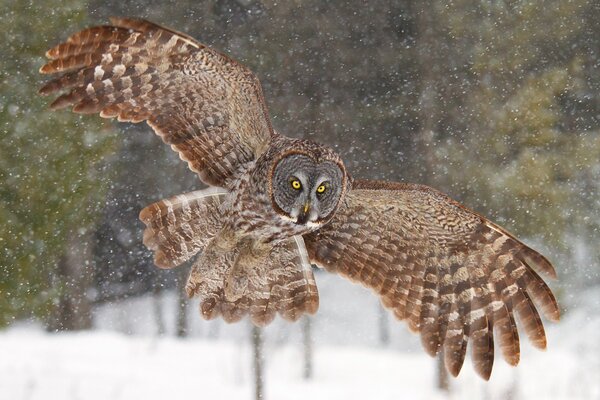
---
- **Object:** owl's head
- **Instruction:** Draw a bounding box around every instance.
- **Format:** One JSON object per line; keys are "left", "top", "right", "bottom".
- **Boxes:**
{"left": 270, "top": 149, "right": 347, "bottom": 227}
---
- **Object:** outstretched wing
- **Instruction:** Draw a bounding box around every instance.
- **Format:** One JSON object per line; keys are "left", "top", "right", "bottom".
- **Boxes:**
{"left": 40, "top": 17, "right": 274, "bottom": 188}
{"left": 303, "top": 179, "right": 559, "bottom": 380}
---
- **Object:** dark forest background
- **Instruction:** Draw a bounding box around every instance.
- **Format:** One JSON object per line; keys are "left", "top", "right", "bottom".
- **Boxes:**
{"left": 1, "top": 0, "right": 598, "bottom": 335}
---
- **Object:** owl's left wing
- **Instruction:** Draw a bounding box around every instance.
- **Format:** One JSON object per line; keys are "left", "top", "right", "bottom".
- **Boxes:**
{"left": 303, "top": 179, "right": 559, "bottom": 380}
{"left": 40, "top": 17, "right": 274, "bottom": 188}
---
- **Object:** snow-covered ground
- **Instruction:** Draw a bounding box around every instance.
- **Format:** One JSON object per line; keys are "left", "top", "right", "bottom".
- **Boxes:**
{"left": 1, "top": 274, "right": 598, "bottom": 400}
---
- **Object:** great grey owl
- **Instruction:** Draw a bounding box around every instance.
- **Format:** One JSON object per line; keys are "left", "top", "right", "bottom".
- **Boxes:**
{"left": 40, "top": 17, "right": 559, "bottom": 380}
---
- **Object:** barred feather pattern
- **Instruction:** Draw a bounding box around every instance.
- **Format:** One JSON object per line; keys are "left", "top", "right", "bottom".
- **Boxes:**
{"left": 139, "top": 188, "right": 228, "bottom": 269}
{"left": 139, "top": 188, "right": 319, "bottom": 326}
{"left": 304, "top": 179, "right": 560, "bottom": 380}
{"left": 185, "top": 235, "right": 319, "bottom": 326}
{"left": 39, "top": 17, "right": 274, "bottom": 188}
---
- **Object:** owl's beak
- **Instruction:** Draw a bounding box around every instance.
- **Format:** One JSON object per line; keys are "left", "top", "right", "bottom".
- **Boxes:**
{"left": 296, "top": 201, "right": 311, "bottom": 225}
{"left": 303, "top": 202, "right": 310, "bottom": 214}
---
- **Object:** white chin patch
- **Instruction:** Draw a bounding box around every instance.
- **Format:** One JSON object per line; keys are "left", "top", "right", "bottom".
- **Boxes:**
{"left": 306, "top": 221, "right": 322, "bottom": 228}
{"left": 278, "top": 214, "right": 321, "bottom": 228}
{"left": 279, "top": 214, "right": 297, "bottom": 223}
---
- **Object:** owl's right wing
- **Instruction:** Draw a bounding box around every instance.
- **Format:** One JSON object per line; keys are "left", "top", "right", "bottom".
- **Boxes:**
{"left": 303, "top": 179, "right": 559, "bottom": 380}
{"left": 40, "top": 17, "right": 274, "bottom": 188}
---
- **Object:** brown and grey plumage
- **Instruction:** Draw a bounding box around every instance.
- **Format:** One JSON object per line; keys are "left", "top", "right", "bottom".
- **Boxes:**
{"left": 39, "top": 17, "right": 559, "bottom": 380}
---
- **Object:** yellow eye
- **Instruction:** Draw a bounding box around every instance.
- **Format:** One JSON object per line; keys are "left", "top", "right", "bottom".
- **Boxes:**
{"left": 316, "top": 184, "right": 326, "bottom": 194}
{"left": 291, "top": 179, "right": 302, "bottom": 190}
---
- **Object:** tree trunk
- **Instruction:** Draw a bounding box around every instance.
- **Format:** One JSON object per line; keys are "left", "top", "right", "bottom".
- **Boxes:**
{"left": 176, "top": 266, "right": 189, "bottom": 337}
{"left": 46, "top": 229, "right": 93, "bottom": 331}
{"left": 378, "top": 304, "right": 390, "bottom": 346}
{"left": 152, "top": 275, "right": 166, "bottom": 336}
{"left": 302, "top": 316, "right": 313, "bottom": 379}
{"left": 252, "top": 325, "right": 264, "bottom": 400}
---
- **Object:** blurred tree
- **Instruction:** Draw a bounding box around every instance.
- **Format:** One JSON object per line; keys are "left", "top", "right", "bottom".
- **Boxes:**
{"left": 433, "top": 0, "right": 600, "bottom": 288}
{"left": 252, "top": 325, "right": 264, "bottom": 400}
{"left": 302, "top": 316, "right": 313, "bottom": 379}
{"left": 0, "top": 0, "right": 118, "bottom": 328}
{"left": 176, "top": 266, "right": 190, "bottom": 337}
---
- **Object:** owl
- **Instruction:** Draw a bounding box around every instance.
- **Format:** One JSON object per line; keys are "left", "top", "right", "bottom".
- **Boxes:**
{"left": 40, "top": 18, "right": 559, "bottom": 380}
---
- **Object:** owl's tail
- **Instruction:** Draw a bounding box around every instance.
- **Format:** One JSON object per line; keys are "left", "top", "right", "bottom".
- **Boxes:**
{"left": 186, "top": 235, "right": 319, "bottom": 327}
{"left": 140, "top": 189, "right": 319, "bottom": 326}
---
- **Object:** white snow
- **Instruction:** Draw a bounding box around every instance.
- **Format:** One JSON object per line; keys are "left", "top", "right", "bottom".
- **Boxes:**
{"left": 1, "top": 275, "right": 598, "bottom": 400}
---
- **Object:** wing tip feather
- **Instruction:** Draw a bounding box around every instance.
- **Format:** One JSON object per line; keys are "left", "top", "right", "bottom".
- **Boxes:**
{"left": 49, "top": 95, "right": 72, "bottom": 110}
{"left": 38, "top": 82, "right": 56, "bottom": 95}
{"left": 506, "top": 352, "right": 520, "bottom": 366}
{"left": 474, "top": 364, "right": 493, "bottom": 381}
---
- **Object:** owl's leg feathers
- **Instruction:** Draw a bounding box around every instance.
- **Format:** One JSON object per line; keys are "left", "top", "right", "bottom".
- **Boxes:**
{"left": 184, "top": 245, "right": 218, "bottom": 299}
{"left": 185, "top": 235, "right": 319, "bottom": 326}
{"left": 223, "top": 241, "right": 271, "bottom": 302}
{"left": 185, "top": 229, "right": 237, "bottom": 298}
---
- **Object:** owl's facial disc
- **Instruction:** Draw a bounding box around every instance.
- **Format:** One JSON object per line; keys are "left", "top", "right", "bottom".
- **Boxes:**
{"left": 272, "top": 154, "right": 344, "bottom": 226}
